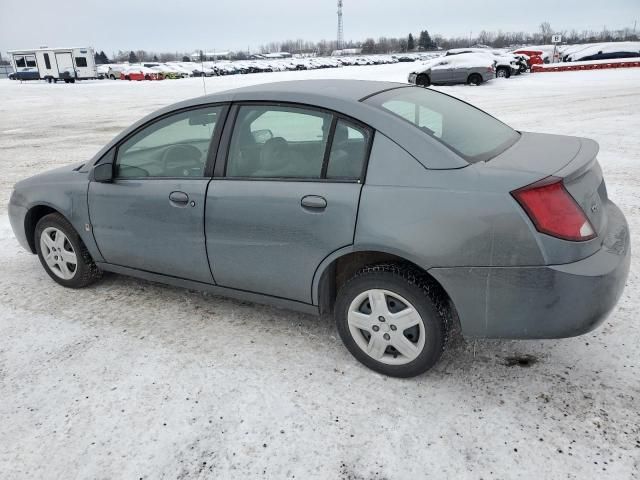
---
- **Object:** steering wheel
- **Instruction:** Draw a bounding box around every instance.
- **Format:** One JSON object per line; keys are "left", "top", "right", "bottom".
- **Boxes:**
{"left": 161, "top": 144, "right": 204, "bottom": 177}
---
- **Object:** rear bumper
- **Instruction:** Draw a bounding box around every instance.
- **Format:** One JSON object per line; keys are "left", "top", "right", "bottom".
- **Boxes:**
{"left": 430, "top": 200, "right": 630, "bottom": 339}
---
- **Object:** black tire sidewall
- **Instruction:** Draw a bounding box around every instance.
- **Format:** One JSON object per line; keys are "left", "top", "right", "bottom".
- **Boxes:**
{"left": 417, "top": 74, "right": 430, "bottom": 87}
{"left": 34, "top": 214, "right": 93, "bottom": 288}
{"left": 335, "top": 270, "right": 445, "bottom": 378}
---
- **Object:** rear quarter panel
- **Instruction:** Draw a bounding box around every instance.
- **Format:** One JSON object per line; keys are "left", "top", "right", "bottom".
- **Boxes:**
{"left": 355, "top": 134, "right": 544, "bottom": 269}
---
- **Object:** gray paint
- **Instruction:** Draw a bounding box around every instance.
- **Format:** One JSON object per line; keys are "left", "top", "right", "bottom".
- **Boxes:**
{"left": 205, "top": 180, "right": 361, "bottom": 303}
{"left": 8, "top": 79, "right": 631, "bottom": 340}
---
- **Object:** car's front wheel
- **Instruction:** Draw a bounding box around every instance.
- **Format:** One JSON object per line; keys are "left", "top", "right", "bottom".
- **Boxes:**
{"left": 416, "top": 73, "right": 431, "bottom": 87}
{"left": 35, "top": 213, "right": 102, "bottom": 288}
{"left": 335, "top": 264, "right": 448, "bottom": 377}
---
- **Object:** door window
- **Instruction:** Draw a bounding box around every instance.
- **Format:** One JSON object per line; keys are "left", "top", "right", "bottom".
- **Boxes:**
{"left": 115, "top": 106, "right": 223, "bottom": 178}
{"left": 326, "top": 120, "right": 370, "bottom": 179}
{"left": 14, "top": 56, "right": 26, "bottom": 67}
{"left": 226, "top": 105, "right": 331, "bottom": 179}
{"left": 75, "top": 57, "right": 88, "bottom": 67}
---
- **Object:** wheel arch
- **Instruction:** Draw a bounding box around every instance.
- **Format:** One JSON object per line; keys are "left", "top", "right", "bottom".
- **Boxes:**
{"left": 313, "top": 247, "right": 460, "bottom": 333}
{"left": 24, "top": 204, "right": 65, "bottom": 253}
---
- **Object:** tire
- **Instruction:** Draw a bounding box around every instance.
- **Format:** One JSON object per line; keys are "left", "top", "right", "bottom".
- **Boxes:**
{"left": 496, "top": 67, "right": 510, "bottom": 78}
{"left": 335, "top": 263, "right": 449, "bottom": 378}
{"left": 110, "top": 74, "right": 116, "bottom": 80}
{"left": 34, "top": 213, "right": 102, "bottom": 289}
{"left": 467, "top": 73, "right": 483, "bottom": 85}
{"left": 416, "top": 73, "right": 431, "bottom": 87}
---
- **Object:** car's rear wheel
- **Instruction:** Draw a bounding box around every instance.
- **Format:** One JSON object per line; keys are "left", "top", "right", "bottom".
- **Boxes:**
{"left": 496, "top": 67, "right": 510, "bottom": 78}
{"left": 35, "top": 213, "right": 102, "bottom": 288}
{"left": 335, "top": 264, "right": 448, "bottom": 377}
{"left": 467, "top": 73, "right": 483, "bottom": 85}
{"left": 416, "top": 73, "right": 431, "bottom": 87}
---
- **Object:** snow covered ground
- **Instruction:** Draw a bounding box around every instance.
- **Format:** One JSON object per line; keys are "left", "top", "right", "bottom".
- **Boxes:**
{"left": 0, "top": 66, "right": 639, "bottom": 479}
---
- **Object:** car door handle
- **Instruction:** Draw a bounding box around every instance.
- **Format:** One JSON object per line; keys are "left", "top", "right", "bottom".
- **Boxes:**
{"left": 301, "top": 195, "right": 327, "bottom": 210}
{"left": 169, "top": 191, "right": 189, "bottom": 205}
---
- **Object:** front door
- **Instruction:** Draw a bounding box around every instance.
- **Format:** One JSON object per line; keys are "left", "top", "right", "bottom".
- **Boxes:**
{"left": 206, "top": 104, "right": 372, "bottom": 303}
{"left": 430, "top": 60, "right": 453, "bottom": 84}
{"left": 89, "top": 105, "right": 226, "bottom": 283}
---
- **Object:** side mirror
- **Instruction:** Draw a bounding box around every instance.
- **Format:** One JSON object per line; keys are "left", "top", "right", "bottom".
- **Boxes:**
{"left": 92, "top": 162, "right": 114, "bottom": 183}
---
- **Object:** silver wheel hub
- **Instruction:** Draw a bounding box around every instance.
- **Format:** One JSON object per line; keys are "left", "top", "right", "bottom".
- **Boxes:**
{"left": 40, "top": 227, "right": 77, "bottom": 280}
{"left": 347, "top": 289, "right": 426, "bottom": 366}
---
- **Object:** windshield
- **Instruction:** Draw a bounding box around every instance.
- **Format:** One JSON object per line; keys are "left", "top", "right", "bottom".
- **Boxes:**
{"left": 366, "top": 87, "right": 520, "bottom": 163}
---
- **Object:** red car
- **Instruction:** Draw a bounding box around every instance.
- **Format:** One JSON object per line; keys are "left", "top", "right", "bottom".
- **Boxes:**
{"left": 120, "top": 67, "right": 163, "bottom": 81}
{"left": 512, "top": 49, "right": 545, "bottom": 67}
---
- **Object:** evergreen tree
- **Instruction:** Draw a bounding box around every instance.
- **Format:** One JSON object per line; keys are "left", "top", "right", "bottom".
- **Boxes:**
{"left": 407, "top": 33, "right": 415, "bottom": 51}
{"left": 182, "top": 55, "right": 190, "bottom": 62}
{"left": 94, "top": 52, "right": 101, "bottom": 64}
{"left": 418, "top": 30, "right": 434, "bottom": 50}
{"left": 128, "top": 51, "right": 139, "bottom": 63}
{"left": 153, "top": 55, "right": 158, "bottom": 61}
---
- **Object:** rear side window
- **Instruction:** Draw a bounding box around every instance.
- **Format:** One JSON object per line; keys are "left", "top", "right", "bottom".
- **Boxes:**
{"left": 14, "top": 56, "right": 26, "bottom": 67}
{"left": 226, "top": 105, "right": 331, "bottom": 179}
{"left": 366, "top": 87, "right": 519, "bottom": 163}
{"left": 326, "top": 120, "right": 369, "bottom": 180}
{"left": 75, "top": 57, "right": 88, "bottom": 67}
{"left": 25, "top": 55, "right": 37, "bottom": 67}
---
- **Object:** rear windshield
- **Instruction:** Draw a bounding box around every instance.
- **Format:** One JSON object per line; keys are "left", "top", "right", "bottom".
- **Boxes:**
{"left": 365, "top": 87, "right": 520, "bottom": 163}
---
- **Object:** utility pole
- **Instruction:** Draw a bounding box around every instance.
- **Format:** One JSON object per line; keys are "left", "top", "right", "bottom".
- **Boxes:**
{"left": 337, "top": 0, "right": 344, "bottom": 50}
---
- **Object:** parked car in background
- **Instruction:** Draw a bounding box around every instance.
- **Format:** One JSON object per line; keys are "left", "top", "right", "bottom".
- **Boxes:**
{"left": 409, "top": 53, "right": 495, "bottom": 86}
{"left": 511, "top": 48, "right": 546, "bottom": 67}
{"left": 562, "top": 41, "right": 640, "bottom": 62}
{"left": 445, "top": 48, "right": 523, "bottom": 78}
{"left": 107, "top": 64, "right": 127, "bottom": 80}
{"left": 8, "top": 67, "right": 40, "bottom": 81}
{"left": 120, "top": 66, "right": 163, "bottom": 81}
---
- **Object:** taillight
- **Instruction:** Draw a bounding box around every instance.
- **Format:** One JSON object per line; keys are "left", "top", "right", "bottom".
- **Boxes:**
{"left": 511, "top": 177, "right": 596, "bottom": 242}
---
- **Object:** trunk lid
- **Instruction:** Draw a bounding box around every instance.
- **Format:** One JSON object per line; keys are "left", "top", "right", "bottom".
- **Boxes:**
{"left": 488, "top": 132, "right": 607, "bottom": 236}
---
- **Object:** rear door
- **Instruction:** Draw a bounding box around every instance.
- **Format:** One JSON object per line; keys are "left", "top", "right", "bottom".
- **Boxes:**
{"left": 205, "top": 104, "right": 372, "bottom": 303}
{"left": 55, "top": 52, "right": 74, "bottom": 78}
{"left": 89, "top": 105, "right": 227, "bottom": 283}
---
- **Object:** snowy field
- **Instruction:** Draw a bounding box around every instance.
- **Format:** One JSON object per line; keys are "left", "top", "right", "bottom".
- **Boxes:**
{"left": 0, "top": 65, "right": 639, "bottom": 479}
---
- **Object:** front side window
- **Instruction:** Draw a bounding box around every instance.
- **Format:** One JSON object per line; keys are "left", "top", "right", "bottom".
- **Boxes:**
{"left": 14, "top": 56, "right": 26, "bottom": 67}
{"left": 366, "top": 87, "right": 520, "bottom": 163}
{"left": 226, "top": 105, "right": 331, "bottom": 179}
{"left": 75, "top": 56, "right": 88, "bottom": 67}
{"left": 116, "top": 106, "right": 222, "bottom": 178}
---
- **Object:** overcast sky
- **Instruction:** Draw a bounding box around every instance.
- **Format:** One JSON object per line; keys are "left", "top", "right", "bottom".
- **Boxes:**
{"left": 1, "top": 0, "right": 638, "bottom": 55}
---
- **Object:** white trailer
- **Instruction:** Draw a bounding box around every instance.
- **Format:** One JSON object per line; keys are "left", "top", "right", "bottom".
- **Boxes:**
{"left": 7, "top": 47, "right": 97, "bottom": 83}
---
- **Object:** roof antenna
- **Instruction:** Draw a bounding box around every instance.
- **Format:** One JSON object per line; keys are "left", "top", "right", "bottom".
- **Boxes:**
{"left": 200, "top": 49, "right": 207, "bottom": 96}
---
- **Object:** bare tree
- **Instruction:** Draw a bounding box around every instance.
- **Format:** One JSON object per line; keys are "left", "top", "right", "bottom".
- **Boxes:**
{"left": 539, "top": 22, "right": 553, "bottom": 43}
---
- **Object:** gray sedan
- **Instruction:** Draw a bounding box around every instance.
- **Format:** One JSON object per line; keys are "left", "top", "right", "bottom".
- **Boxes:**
{"left": 409, "top": 53, "right": 496, "bottom": 86}
{"left": 8, "top": 80, "right": 630, "bottom": 377}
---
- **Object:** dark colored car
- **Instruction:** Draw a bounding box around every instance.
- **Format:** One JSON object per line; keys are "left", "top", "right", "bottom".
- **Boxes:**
{"left": 9, "top": 67, "right": 40, "bottom": 81}
{"left": 8, "top": 80, "right": 630, "bottom": 377}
